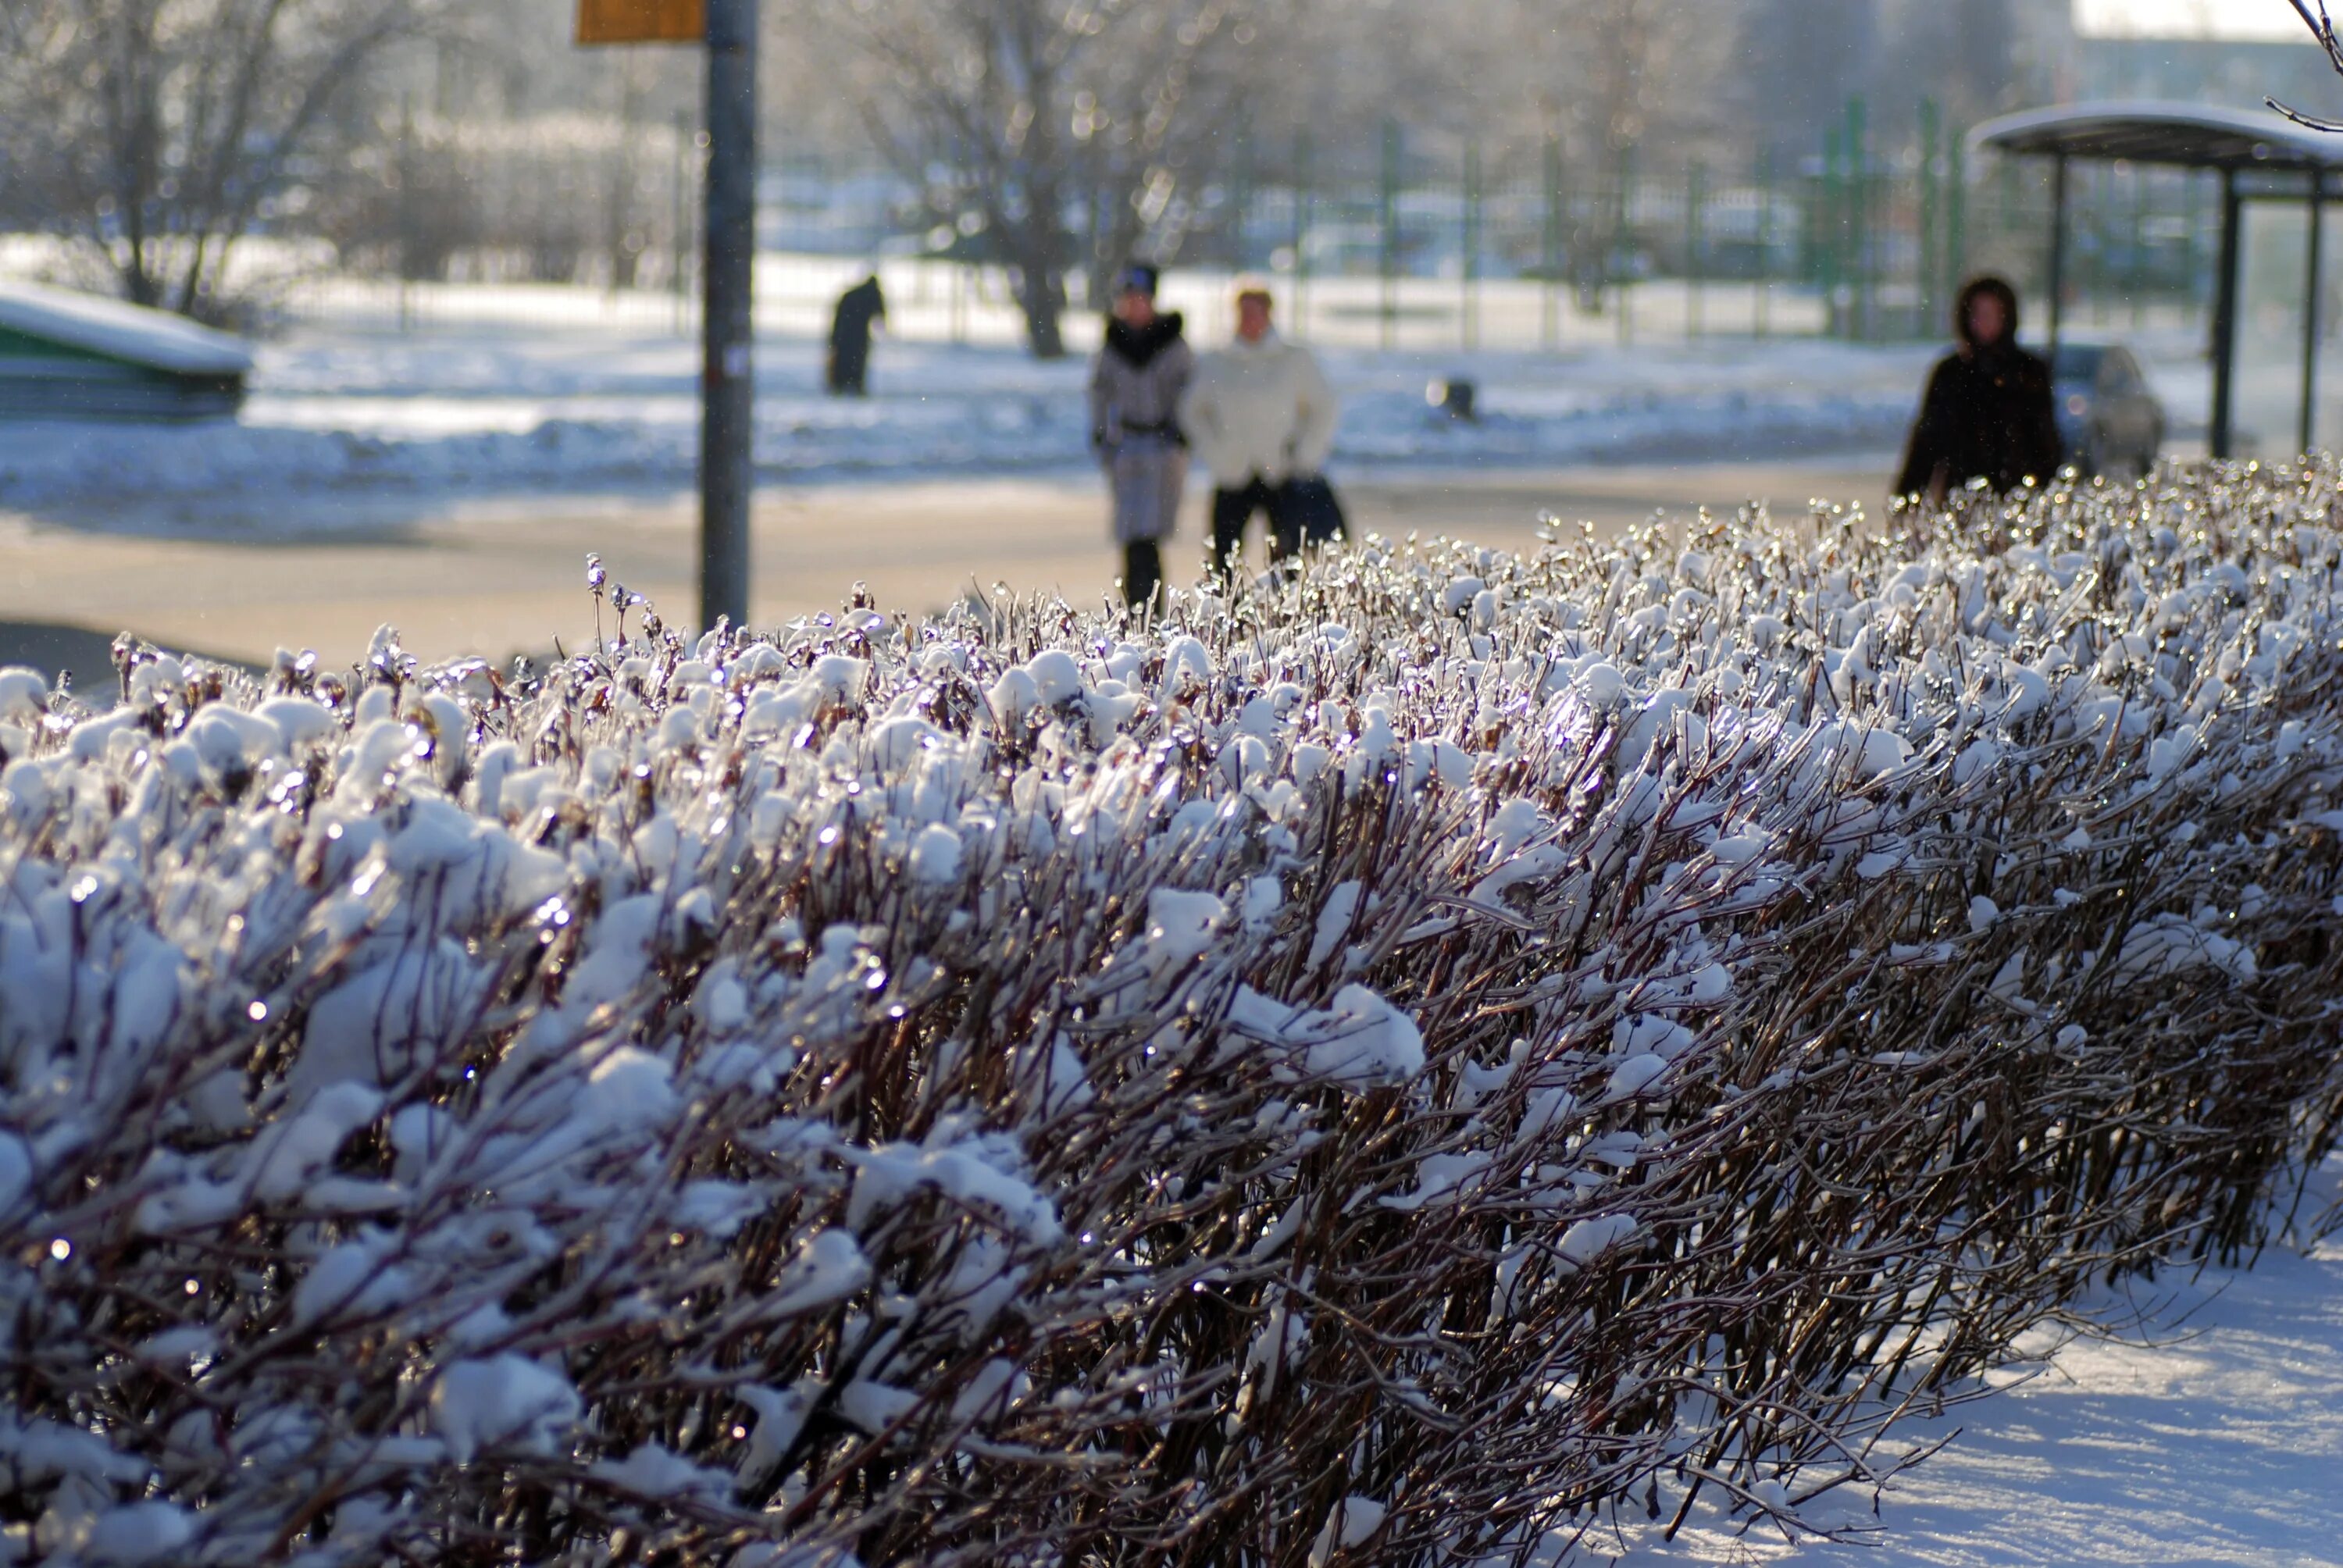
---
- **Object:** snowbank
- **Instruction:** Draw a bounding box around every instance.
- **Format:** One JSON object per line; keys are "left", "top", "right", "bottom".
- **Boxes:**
{"left": 4, "top": 461, "right": 2343, "bottom": 1565}
{"left": 0, "top": 328, "right": 1927, "bottom": 526}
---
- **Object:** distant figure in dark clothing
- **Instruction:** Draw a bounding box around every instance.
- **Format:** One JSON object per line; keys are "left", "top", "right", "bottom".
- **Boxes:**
{"left": 1895, "top": 275, "right": 2064, "bottom": 504}
{"left": 826, "top": 274, "right": 886, "bottom": 396}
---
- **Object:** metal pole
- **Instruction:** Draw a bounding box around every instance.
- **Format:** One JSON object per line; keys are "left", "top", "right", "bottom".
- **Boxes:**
{"left": 2046, "top": 155, "right": 2068, "bottom": 362}
{"left": 700, "top": 0, "right": 756, "bottom": 633}
{"left": 2211, "top": 167, "right": 2241, "bottom": 461}
{"left": 1755, "top": 147, "right": 1771, "bottom": 339}
{"left": 2304, "top": 177, "right": 2325, "bottom": 456}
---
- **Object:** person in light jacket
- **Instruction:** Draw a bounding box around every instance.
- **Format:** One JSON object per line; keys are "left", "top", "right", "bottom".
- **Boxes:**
{"left": 1179, "top": 280, "right": 1339, "bottom": 576}
{"left": 1088, "top": 263, "right": 1195, "bottom": 611}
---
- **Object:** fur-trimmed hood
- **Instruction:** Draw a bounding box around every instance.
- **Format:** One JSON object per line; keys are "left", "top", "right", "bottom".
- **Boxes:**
{"left": 1103, "top": 312, "right": 1187, "bottom": 369}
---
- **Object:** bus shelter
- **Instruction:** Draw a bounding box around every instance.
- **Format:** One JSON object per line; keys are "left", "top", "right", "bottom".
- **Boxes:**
{"left": 1972, "top": 102, "right": 2343, "bottom": 461}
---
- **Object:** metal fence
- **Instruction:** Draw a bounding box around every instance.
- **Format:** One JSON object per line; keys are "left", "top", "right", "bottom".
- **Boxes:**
{"left": 1161, "top": 102, "right": 2227, "bottom": 351}
{"left": 256, "top": 96, "right": 2231, "bottom": 355}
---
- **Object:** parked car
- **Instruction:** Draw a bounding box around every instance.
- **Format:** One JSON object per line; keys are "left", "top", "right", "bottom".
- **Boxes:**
{"left": 2051, "top": 342, "right": 2164, "bottom": 479}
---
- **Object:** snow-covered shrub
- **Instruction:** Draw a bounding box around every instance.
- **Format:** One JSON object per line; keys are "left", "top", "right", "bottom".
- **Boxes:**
{"left": 5, "top": 465, "right": 2343, "bottom": 1565}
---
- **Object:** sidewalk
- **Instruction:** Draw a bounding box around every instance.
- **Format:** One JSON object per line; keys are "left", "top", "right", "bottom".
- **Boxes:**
{"left": 0, "top": 458, "right": 1892, "bottom": 688}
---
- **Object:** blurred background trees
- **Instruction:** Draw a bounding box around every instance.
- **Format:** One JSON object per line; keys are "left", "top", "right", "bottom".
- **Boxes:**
{"left": 0, "top": 0, "right": 2062, "bottom": 330}
{"left": 778, "top": 0, "right": 1275, "bottom": 358}
{"left": 0, "top": 0, "right": 447, "bottom": 320}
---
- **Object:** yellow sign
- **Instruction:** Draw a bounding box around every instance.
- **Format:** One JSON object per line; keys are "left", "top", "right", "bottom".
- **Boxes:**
{"left": 576, "top": 0, "right": 703, "bottom": 45}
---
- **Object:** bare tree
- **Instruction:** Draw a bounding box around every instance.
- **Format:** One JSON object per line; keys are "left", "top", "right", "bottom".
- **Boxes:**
{"left": 1449, "top": 0, "right": 1729, "bottom": 309}
{"left": 796, "top": 0, "right": 1271, "bottom": 358}
{"left": 2278, "top": 0, "right": 2343, "bottom": 128}
{"left": 0, "top": 0, "right": 439, "bottom": 319}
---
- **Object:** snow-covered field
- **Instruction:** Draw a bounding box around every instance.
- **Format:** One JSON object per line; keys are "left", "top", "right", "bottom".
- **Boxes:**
{"left": 0, "top": 320, "right": 1942, "bottom": 528}
{"left": 5, "top": 455, "right": 2342, "bottom": 1564}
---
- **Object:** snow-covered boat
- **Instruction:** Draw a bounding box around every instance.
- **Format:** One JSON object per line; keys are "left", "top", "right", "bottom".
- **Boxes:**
{"left": 0, "top": 279, "right": 251, "bottom": 420}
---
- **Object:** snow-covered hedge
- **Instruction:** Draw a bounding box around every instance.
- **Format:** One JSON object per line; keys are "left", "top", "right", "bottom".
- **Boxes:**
{"left": 6, "top": 466, "right": 2343, "bottom": 1566}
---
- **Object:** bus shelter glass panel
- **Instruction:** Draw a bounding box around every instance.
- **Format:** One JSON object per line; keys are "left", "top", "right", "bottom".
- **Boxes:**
{"left": 2319, "top": 205, "right": 2343, "bottom": 454}
{"left": 2236, "top": 201, "right": 2311, "bottom": 461}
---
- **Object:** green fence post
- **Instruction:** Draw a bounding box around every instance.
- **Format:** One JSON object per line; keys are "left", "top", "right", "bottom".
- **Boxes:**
{"left": 1999, "top": 155, "right": 2020, "bottom": 289}
{"left": 672, "top": 110, "right": 692, "bottom": 336}
{"left": 2084, "top": 162, "right": 2102, "bottom": 330}
{"left": 2184, "top": 166, "right": 2202, "bottom": 335}
{"left": 1617, "top": 142, "right": 1635, "bottom": 345}
{"left": 1464, "top": 137, "right": 1482, "bottom": 351}
{"left": 1381, "top": 119, "right": 1401, "bottom": 351}
{"left": 1292, "top": 130, "right": 1313, "bottom": 340}
{"left": 1948, "top": 125, "right": 1967, "bottom": 316}
{"left": 1230, "top": 130, "right": 1253, "bottom": 273}
{"left": 1918, "top": 98, "right": 1940, "bottom": 340}
{"left": 1543, "top": 131, "right": 1564, "bottom": 350}
{"left": 1848, "top": 95, "right": 1870, "bottom": 341}
{"left": 2130, "top": 163, "right": 2148, "bottom": 331}
{"left": 1686, "top": 159, "right": 1706, "bottom": 338}
{"left": 397, "top": 91, "right": 415, "bottom": 333}
{"left": 1821, "top": 126, "right": 1843, "bottom": 337}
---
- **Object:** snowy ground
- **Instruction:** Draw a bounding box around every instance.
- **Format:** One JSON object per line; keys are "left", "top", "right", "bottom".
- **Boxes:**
{"left": 1583, "top": 1165, "right": 2343, "bottom": 1566}
{"left": 0, "top": 321, "right": 1942, "bottom": 530}
{"left": 0, "top": 253, "right": 2246, "bottom": 536}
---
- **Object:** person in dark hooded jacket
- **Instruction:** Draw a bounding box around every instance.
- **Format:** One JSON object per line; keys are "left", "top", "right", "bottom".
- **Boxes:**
{"left": 1895, "top": 275, "right": 2063, "bottom": 503}
{"left": 1088, "top": 263, "right": 1194, "bottom": 611}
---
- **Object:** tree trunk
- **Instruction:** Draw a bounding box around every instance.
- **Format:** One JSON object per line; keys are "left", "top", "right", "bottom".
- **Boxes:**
{"left": 1012, "top": 245, "right": 1069, "bottom": 359}
{"left": 1091, "top": 169, "right": 1149, "bottom": 312}
{"left": 119, "top": 230, "right": 163, "bottom": 309}
{"left": 178, "top": 233, "right": 215, "bottom": 320}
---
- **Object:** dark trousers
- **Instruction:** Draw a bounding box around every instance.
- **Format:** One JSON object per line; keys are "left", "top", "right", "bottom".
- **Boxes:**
{"left": 1122, "top": 539, "right": 1163, "bottom": 611}
{"left": 1210, "top": 479, "right": 1299, "bottom": 576}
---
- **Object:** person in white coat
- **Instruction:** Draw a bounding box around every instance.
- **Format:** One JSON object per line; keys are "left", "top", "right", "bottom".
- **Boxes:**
{"left": 1178, "top": 281, "right": 1339, "bottom": 576}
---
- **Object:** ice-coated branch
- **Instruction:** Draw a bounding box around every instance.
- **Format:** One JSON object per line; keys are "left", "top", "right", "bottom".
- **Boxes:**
{"left": 2270, "top": 0, "right": 2343, "bottom": 129}
{"left": 5, "top": 458, "right": 2343, "bottom": 1563}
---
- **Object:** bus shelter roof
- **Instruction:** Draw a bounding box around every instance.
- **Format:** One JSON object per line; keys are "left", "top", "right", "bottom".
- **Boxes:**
{"left": 1971, "top": 102, "right": 2343, "bottom": 461}
{"left": 1970, "top": 102, "right": 2343, "bottom": 173}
